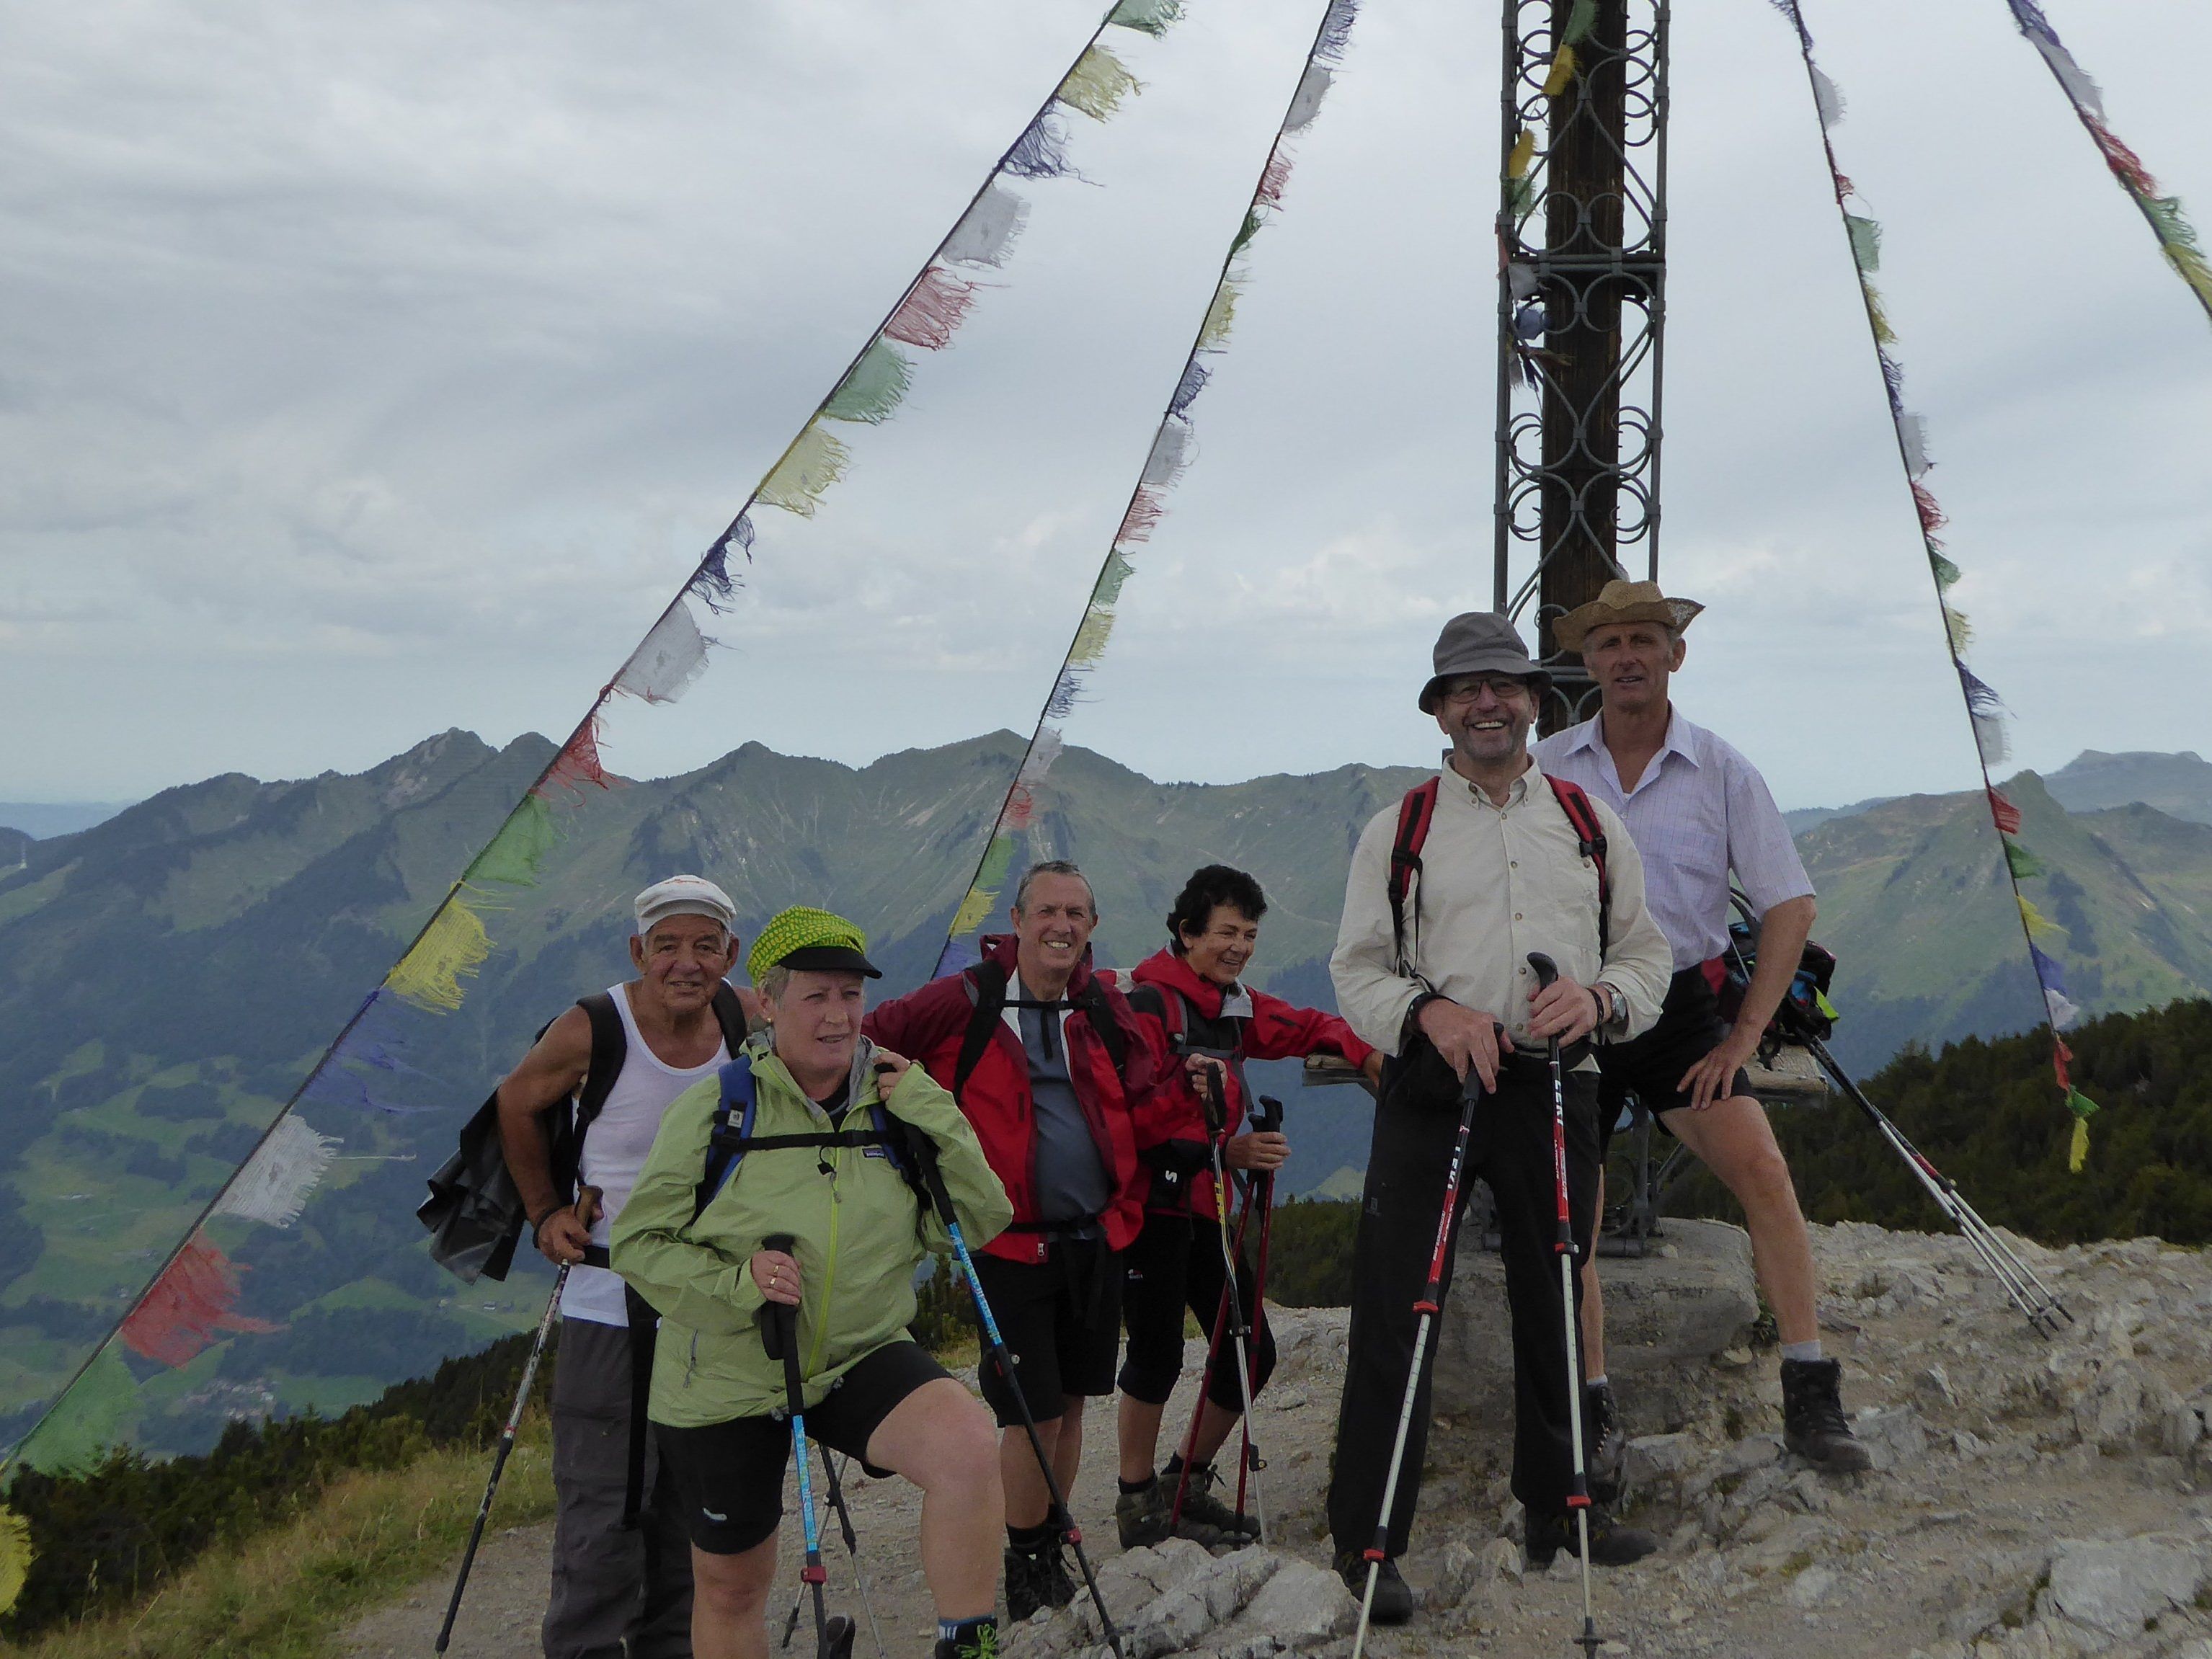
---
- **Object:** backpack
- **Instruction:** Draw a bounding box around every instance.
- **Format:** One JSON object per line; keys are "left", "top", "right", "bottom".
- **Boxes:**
{"left": 688, "top": 1053, "right": 926, "bottom": 1224}
{"left": 1385, "top": 773, "right": 1612, "bottom": 975}
{"left": 949, "top": 956, "right": 1133, "bottom": 1103}
{"left": 1715, "top": 917, "right": 1839, "bottom": 1044}
{"left": 417, "top": 983, "right": 750, "bottom": 1284}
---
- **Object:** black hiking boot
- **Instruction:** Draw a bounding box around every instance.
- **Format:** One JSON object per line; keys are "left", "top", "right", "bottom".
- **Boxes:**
{"left": 1585, "top": 1379, "right": 1625, "bottom": 1506}
{"left": 1168, "top": 1457, "right": 1261, "bottom": 1540}
{"left": 1003, "top": 1535, "right": 1074, "bottom": 1622}
{"left": 1780, "top": 1357, "right": 1873, "bottom": 1473}
{"left": 1524, "top": 1505, "right": 1658, "bottom": 1570}
{"left": 1334, "top": 1551, "right": 1414, "bottom": 1624}
{"left": 1116, "top": 1475, "right": 1227, "bottom": 1549}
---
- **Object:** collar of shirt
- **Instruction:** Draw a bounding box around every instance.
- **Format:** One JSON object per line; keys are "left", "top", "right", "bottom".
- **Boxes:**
{"left": 1438, "top": 749, "right": 1540, "bottom": 812}
{"left": 1558, "top": 707, "right": 1701, "bottom": 800}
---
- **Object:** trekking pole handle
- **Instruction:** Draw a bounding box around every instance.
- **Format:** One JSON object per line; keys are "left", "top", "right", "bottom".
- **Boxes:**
{"left": 1252, "top": 1094, "right": 1284, "bottom": 1135}
{"left": 1527, "top": 951, "right": 1560, "bottom": 992}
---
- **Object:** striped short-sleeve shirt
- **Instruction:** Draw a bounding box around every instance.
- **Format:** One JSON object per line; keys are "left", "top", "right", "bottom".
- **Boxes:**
{"left": 1534, "top": 710, "right": 1814, "bottom": 972}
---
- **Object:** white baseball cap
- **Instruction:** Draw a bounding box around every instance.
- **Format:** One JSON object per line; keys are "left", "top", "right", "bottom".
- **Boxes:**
{"left": 632, "top": 874, "right": 737, "bottom": 935}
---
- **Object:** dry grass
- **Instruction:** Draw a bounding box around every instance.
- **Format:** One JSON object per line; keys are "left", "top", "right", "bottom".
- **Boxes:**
{"left": 0, "top": 1422, "right": 554, "bottom": 1659}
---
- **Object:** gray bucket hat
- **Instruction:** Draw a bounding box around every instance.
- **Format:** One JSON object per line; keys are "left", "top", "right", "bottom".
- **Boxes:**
{"left": 1418, "top": 611, "right": 1550, "bottom": 713}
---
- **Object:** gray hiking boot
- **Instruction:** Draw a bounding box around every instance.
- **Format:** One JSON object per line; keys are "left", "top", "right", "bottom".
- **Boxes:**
{"left": 1116, "top": 1475, "right": 1227, "bottom": 1549}
{"left": 1168, "top": 1459, "right": 1261, "bottom": 1539}
{"left": 1780, "top": 1358, "right": 1873, "bottom": 1473}
{"left": 1586, "top": 1378, "right": 1626, "bottom": 1506}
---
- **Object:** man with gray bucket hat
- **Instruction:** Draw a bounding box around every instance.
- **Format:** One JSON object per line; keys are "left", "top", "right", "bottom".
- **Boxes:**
{"left": 1324, "top": 611, "right": 1674, "bottom": 1616}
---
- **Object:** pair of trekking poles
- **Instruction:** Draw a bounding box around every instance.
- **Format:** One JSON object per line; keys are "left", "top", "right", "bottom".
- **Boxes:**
{"left": 436, "top": 1144, "right": 1133, "bottom": 1659}
{"left": 1350, "top": 953, "right": 1604, "bottom": 1659}
{"left": 1165, "top": 1065, "right": 1282, "bottom": 1543}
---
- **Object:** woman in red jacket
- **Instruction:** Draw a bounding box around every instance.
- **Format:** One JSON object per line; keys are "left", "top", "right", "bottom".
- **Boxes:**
{"left": 1111, "top": 864, "right": 1382, "bottom": 1548}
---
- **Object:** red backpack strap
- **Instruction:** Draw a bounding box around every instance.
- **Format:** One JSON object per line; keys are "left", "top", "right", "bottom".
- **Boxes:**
{"left": 1543, "top": 775, "right": 1611, "bottom": 959}
{"left": 1387, "top": 778, "right": 1442, "bottom": 971}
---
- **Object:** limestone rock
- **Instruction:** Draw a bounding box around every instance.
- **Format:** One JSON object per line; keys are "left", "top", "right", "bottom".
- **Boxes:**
{"left": 1851, "top": 1404, "right": 1927, "bottom": 1472}
{"left": 1214, "top": 1557, "right": 1355, "bottom": 1649}
{"left": 1622, "top": 1431, "right": 1700, "bottom": 1499}
{"left": 2043, "top": 1533, "right": 2208, "bottom": 1637}
{"left": 1434, "top": 1217, "right": 1756, "bottom": 1426}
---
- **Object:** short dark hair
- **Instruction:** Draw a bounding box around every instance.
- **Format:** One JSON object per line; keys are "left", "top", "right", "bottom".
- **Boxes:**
{"left": 1167, "top": 865, "right": 1268, "bottom": 952}
{"left": 1013, "top": 859, "right": 1093, "bottom": 912}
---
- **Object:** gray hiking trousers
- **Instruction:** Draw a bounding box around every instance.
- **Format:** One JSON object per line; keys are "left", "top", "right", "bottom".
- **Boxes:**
{"left": 545, "top": 1317, "right": 693, "bottom": 1659}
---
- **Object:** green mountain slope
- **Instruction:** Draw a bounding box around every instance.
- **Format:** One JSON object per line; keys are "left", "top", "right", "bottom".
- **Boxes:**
{"left": 1800, "top": 773, "right": 2212, "bottom": 1072}
{"left": 4, "top": 732, "right": 2207, "bottom": 1455}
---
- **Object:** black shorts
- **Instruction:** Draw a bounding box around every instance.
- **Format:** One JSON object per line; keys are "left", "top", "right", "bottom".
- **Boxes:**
{"left": 972, "top": 1237, "right": 1122, "bottom": 1427}
{"left": 1117, "top": 1211, "right": 1276, "bottom": 1412}
{"left": 656, "top": 1340, "right": 949, "bottom": 1555}
{"left": 1595, "top": 966, "right": 1751, "bottom": 1158}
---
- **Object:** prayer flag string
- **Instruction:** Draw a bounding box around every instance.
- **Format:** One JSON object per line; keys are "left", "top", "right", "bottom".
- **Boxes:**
{"left": 931, "top": 0, "right": 1365, "bottom": 977}
{"left": 1769, "top": 0, "right": 2102, "bottom": 1167}
{"left": 2000, "top": 1, "right": 2212, "bottom": 326}
{"left": 1, "top": 0, "right": 1188, "bottom": 1496}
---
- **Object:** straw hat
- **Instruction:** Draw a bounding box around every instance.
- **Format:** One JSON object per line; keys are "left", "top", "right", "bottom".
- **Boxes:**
{"left": 1551, "top": 579, "right": 1705, "bottom": 654}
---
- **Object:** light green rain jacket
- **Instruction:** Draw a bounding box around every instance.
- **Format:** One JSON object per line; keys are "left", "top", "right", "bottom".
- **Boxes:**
{"left": 611, "top": 1032, "right": 1010, "bottom": 1427}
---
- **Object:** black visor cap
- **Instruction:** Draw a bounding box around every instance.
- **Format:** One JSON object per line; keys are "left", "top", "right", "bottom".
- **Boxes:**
{"left": 776, "top": 943, "right": 883, "bottom": 979}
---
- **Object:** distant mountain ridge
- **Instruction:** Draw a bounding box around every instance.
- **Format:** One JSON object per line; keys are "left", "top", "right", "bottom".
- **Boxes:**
{"left": 2, "top": 732, "right": 2206, "bottom": 1454}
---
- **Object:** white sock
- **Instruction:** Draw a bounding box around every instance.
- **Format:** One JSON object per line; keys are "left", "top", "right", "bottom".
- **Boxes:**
{"left": 1780, "top": 1340, "right": 1823, "bottom": 1364}
{"left": 1585, "top": 1374, "right": 1608, "bottom": 1390}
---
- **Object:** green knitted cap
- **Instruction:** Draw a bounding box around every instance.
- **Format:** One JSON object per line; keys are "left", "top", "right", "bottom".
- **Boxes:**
{"left": 747, "top": 905, "right": 876, "bottom": 985}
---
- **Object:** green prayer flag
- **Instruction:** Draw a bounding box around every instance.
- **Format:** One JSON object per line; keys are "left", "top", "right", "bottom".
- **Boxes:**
{"left": 471, "top": 795, "right": 560, "bottom": 888}
{"left": 825, "top": 340, "right": 914, "bottom": 426}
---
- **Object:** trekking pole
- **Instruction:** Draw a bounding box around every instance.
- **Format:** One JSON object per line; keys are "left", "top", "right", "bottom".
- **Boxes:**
{"left": 900, "top": 1137, "right": 1127, "bottom": 1659}
{"left": 761, "top": 1233, "right": 856, "bottom": 1659}
{"left": 1191, "top": 1064, "right": 1267, "bottom": 1541}
{"left": 1351, "top": 1051, "right": 1490, "bottom": 1659}
{"left": 1528, "top": 953, "right": 1603, "bottom": 1659}
{"left": 1230, "top": 1094, "right": 1285, "bottom": 1526}
{"left": 779, "top": 1453, "right": 887, "bottom": 1659}
{"left": 436, "top": 1263, "right": 567, "bottom": 1654}
{"left": 1803, "top": 1036, "right": 2072, "bottom": 1336}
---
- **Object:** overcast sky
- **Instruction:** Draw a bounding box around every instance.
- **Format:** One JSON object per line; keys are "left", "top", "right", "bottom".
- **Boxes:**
{"left": 2, "top": 0, "right": 2206, "bottom": 812}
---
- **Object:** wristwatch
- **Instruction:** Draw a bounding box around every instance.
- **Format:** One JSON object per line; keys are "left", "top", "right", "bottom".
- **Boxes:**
{"left": 1592, "top": 981, "right": 1624, "bottom": 1028}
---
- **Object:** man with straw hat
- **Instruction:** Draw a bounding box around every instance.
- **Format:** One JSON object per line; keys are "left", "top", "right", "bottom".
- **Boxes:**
{"left": 1535, "top": 579, "right": 1870, "bottom": 1480}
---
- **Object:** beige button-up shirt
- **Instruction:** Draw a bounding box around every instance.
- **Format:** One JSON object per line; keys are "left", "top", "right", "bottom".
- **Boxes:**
{"left": 1330, "top": 754, "right": 1674, "bottom": 1057}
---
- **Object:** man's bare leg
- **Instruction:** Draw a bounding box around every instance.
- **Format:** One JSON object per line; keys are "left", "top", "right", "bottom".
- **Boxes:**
{"left": 1660, "top": 1093, "right": 1817, "bottom": 1343}
{"left": 1001, "top": 1400, "right": 1083, "bottom": 1529}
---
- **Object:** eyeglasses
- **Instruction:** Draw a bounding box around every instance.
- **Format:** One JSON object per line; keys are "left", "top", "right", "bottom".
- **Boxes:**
{"left": 1440, "top": 677, "right": 1534, "bottom": 706}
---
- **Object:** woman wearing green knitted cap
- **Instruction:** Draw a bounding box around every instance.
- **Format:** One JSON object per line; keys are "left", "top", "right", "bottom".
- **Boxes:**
{"left": 613, "top": 906, "right": 1013, "bottom": 1659}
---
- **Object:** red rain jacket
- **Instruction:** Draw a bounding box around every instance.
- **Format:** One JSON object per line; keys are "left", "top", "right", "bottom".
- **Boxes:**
{"left": 1121, "top": 947, "right": 1376, "bottom": 1217}
{"left": 863, "top": 935, "right": 1165, "bottom": 1263}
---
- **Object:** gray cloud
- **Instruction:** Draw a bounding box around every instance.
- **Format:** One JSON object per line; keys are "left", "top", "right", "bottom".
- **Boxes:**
{"left": 0, "top": 0, "right": 2205, "bottom": 809}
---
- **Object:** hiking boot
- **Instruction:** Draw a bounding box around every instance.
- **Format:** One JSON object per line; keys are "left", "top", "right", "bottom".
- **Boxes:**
{"left": 1116, "top": 1475, "right": 1230, "bottom": 1549}
{"left": 1585, "top": 1379, "right": 1625, "bottom": 1507}
{"left": 1003, "top": 1537, "right": 1073, "bottom": 1622}
{"left": 1333, "top": 1551, "right": 1414, "bottom": 1624}
{"left": 933, "top": 1621, "right": 1000, "bottom": 1659}
{"left": 1524, "top": 1505, "right": 1658, "bottom": 1570}
{"left": 1780, "top": 1358, "right": 1873, "bottom": 1473}
{"left": 1169, "top": 1459, "right": 1262, "bottom": 1539}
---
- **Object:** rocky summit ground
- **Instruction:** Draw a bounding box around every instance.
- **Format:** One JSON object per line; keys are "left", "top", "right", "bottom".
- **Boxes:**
{"left": 344, "top": 1222, "right": 2212, "bottom": 1659}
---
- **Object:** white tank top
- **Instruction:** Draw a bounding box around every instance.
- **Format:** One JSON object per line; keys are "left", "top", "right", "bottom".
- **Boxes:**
{"left": 559, "top": 982, "right": 729, "bottom": 1327}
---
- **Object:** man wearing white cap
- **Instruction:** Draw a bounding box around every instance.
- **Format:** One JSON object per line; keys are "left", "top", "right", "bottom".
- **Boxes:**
{"left": 497, "top": 875, "right": 761, "bottom": 1659}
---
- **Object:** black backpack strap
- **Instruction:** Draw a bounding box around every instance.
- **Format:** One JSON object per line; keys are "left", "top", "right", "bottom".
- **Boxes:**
{"left": 545, "top": 994, "right": 626, "bottom": 1201}
{"left": 1387, "top": 779, "right": 1442, "bottom": 974}
{"left": 709, "top": 982, "right": 752, "bottom": 1053}
{"left": 952, "top": 961, "right": 1010, "bottom": 1102}
{"left": 1544, "top": 775, "right": 1612, "bottom": 959}
{"left": 1071, "top": 979, "right": 1131, "bottom": 1081}
{"left": 1123, "top": 982, "right": 1184, "bottom": 1049}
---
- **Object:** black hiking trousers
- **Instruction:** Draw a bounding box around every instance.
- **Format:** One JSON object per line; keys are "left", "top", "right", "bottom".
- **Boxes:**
{"left": 1325, "top": 1040, "right": 1599, "bottom": 1561}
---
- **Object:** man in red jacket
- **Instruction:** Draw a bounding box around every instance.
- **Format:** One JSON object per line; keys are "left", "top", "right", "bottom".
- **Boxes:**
{"left": 1114, "top": 864, "right": 1382, "bottom": 1549}
{"left": 864, "top": 860, "right": 1163, "bottom": 1622}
